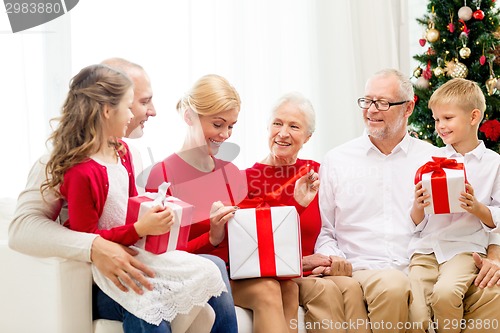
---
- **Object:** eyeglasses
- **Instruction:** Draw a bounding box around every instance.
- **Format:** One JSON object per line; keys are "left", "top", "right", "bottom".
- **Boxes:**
{"left": 357, "top": 98, "right": 409, "bottom": 111}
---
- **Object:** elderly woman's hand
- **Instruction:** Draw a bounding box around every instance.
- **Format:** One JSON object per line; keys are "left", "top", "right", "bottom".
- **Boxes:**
{"left": 294, "top": 170, "right": 320, "bottom": 207}
{"left": 209, "top": 201, "right": 238, "bottom": 247}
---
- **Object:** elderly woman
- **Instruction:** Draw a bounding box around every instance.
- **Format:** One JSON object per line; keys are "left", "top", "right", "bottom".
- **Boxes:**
{"left": 244, "top": 92, "right": 370, "bottom": 333}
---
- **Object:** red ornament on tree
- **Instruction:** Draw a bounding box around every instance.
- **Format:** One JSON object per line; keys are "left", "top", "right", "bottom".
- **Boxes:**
{"left": 419, "top": 38, "right": 426, "bottom": 47}
{"left": 414, "top": 94, "right": 419, "bottom": 104}
{"left": 473, "top": 10, "right": 485, "bottom": 20}
{"left": 447, "top": 22, "right": 455, "bottom": 32}
{"left": 480, "top": 55, "right": 487, "bottom": 65}
{"left": 479, "top": 119, "right": 500, "bottom": 142}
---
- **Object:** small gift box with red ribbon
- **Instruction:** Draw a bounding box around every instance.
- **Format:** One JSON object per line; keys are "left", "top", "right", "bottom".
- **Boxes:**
{"left": 126, "top": 182, "right": 194, "bottom": 254}
{"left": 227, "top": 165, "right": 310, "bottom": 280}
{"left": 414, "top": 157, "right": 466, "bottom": 215}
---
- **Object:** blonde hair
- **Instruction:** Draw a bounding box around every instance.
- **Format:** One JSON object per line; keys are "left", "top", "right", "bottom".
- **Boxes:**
{"left": 429, "top": 78, "right": 486, "bottom": 120}
{"left": 42, "top": 64, "right": 133, "bottom": 196}
{"left": 177, "top": 74, "right": 241, "bottom": 116}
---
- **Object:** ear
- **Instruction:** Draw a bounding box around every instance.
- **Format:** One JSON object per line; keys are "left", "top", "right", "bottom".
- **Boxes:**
{"left": 183, "top": 109, "right": 194, "bottom": 126}
{"left": 303, "top": 133, "right": 312, "bottom": 145}
{"left": 470, "top": 109, "right": 481, "bottom": 126}
{"left": 102, "top": 104, "right": 112, "bottom": 120}
{"left": 404, "top": 100, "right": 415, "bottom": 119}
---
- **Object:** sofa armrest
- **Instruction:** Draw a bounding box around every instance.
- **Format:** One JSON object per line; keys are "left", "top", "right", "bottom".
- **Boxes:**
{"left": 0, "top": 240, "right": 93, "bottom": 333}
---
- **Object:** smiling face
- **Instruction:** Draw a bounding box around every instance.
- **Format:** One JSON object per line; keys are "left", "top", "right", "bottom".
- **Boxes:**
{"left": 268, "top": 101, "right": 311, "bottom": 165}
{"left": 106, "top": 87, "right": 134, "bottom": 138}
{"left": 432, "top": 103, "right": 479, "bottom": 150}
{"left": 363, "top": 74, "right": 412, "bottom": 142}
{"left": 126, "top": 69, "right": 156, "bottom": 138}
{"left": 198, "top": 108, "right": 239, "bottom": 156}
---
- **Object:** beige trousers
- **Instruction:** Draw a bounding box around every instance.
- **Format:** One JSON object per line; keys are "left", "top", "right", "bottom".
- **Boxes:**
{"left": 352, "top": 269, "right": 411, "bottom": 333}
{"left": 296, "top": 275, "right": 370, "bottom": 333}
{"left": 408, "top": 253, "right": 478, "bottom": 333}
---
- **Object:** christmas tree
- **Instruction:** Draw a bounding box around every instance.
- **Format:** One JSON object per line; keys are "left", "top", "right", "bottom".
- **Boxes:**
{"left": 409, "top": 0, "right": 500, "bottom": 152}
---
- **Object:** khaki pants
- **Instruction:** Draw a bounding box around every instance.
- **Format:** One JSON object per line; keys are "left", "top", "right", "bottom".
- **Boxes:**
{"left": 352, "top": 269, "right": 411, "bottom": 333}
{"left": 296, "top": 275, "right": 370, "bottom": 333}
{"left": 408, "top": 253, "right": 478, "bottom": 333}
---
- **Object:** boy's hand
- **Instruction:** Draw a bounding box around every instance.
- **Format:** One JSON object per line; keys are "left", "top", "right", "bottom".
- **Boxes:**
{"left": 460, "top": 184, "right": 495, "bottom": 227}
{"left": 134, "top": 205, "right": 174, "bottom": 237}
{"left": 411, "top": 181, "right": 429, "bottom": 225}
{"left": 460, "top": 183, "right": 480, "bottom": 214}
{"left": 413, "top": 181, "right": 430, "bottom": 211}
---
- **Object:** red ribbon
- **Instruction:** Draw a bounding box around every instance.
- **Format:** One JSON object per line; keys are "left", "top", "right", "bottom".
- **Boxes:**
{"left": 256, "top": 203, "right": 277, "bottom": 276}
{"left": 241, "top": 163, "right": 310, "bottom": 276}
{"left": 414, "top": 157, "right": 465, "bottom": 214}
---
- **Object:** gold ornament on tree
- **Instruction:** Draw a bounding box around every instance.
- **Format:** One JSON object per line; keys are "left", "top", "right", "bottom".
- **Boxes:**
{"left": 426, "top": 24, "right": 440, "bottom": 43}
{"left": 445, "top": 58, "right": 468, "bottom": 78}
{"left": 413, "top": 67, "right": 423, "bottom": 78}
{"left": 485, "top": 61, "right": 498, "bottom": 96}
{"left": 433, "top": 58, "right": 445, "bottom": 77}
{"left": 426, "top": 7, "right": 440, "bottom": 43}
{"left": 485, "top": 76, "right": 498, "bottom": 95}
{"left": 459, "top": 32, "right": 471, "bottom": 59}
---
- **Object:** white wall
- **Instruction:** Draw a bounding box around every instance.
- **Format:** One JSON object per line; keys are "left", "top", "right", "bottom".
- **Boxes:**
{"left": 0, "top": 0, "right": 426, "bottom": 199}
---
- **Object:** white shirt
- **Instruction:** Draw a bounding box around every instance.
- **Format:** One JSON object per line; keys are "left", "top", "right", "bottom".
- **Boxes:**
{"left": 315, "top": 133, "right": 438, "bottom": 272}
{"left": 409, "top": 142, "right": 500, "bottom": 264}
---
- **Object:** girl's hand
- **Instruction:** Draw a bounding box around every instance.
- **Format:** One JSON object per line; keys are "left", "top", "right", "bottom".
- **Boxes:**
{"left": 294, "top": 170, "right": 320, "bottom": 207}
{"left": 209, "top": 201, "right": 238, "bottom": 246}
{"left": 134, "top": 205, "right": 174, "bottom": 237}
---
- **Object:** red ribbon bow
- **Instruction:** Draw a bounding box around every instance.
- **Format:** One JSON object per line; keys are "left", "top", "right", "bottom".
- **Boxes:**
{"left": 414, "top": 157, "right": 464, "bottom": 184}
{"left": 414, "top": 157, "right": 465, "bottom": 214}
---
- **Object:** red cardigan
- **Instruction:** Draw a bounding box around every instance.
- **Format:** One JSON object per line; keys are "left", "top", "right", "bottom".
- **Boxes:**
{"left": 145, "top": 153, "right": 247, "bottom": 261}
{"left": 245, "top": 159, "right": 322, "bottom": 260}
{"left": 60, "top": 141, "right": 140, "bottom": 245}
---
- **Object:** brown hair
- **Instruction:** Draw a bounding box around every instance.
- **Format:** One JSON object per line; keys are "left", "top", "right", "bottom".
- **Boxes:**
{"left": 42, "top": 64, "right": 133, "bottom": 196}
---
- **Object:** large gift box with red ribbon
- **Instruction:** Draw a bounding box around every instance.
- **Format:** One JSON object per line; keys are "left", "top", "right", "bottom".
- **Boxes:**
{"left": 125, "top": 183, "right": 194, "bottom": 254}
{"left": 227, "top": 204, "right": 302, "bottom": 279}
{"left": 414, "top": 157, "right": 466, "bottom": 215}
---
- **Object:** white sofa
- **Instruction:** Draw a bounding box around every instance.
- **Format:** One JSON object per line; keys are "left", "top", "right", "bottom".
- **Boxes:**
{"left": 0, "top": 198, "right": 305, "bottom": 333}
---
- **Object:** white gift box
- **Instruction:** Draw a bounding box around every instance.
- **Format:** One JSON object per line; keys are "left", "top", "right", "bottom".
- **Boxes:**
{"left": 421, "top": 167, "right": 465, "bottom": 215}
{"left": 125, "top": 183, "right": 193, "bottom": 254}
{"left": 227, "top": 205, "right": 302, "bottom": 279}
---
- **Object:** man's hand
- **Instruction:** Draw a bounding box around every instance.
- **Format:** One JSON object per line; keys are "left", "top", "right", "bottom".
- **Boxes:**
{"left": 473, "top": 251, "right": 500, "bottom": 288}
{"left": 311, "top": 255, "right": 352, "bottom": 277}
{"left": 90, "top": 237, "right": 155, "bottom": 295}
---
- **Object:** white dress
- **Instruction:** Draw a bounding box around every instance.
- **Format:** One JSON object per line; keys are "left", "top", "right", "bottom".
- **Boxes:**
{"left": 91, "top": 158, "right": 226, "bottom": 326}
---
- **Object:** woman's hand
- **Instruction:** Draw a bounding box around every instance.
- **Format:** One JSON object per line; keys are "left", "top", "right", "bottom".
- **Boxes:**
{"left": 302, "top": 253, "right": 332, "bottom": 272}
{"left": 209, "top": 201, "right": 238, "bottom": 246}
{"left": 134, "top": 205, "right": 174, "bottom": 237}
{"left": 294, "top": 170, "right": 320, "bottom": 207}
